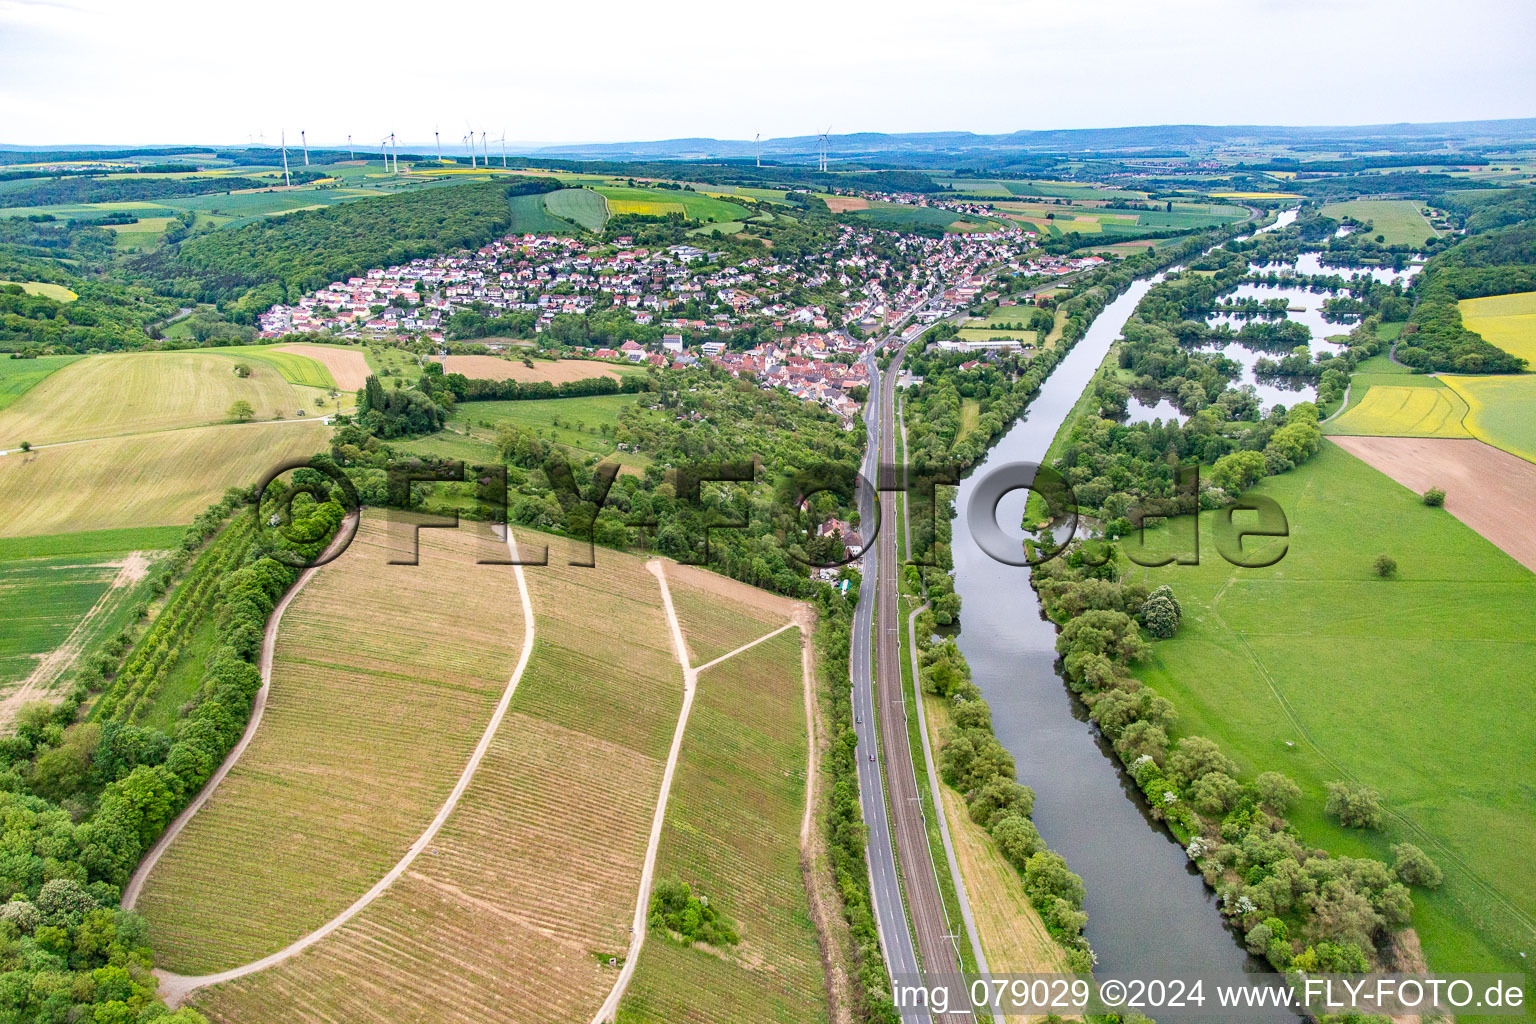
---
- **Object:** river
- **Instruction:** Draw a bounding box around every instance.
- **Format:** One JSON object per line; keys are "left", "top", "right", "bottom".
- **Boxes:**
{"left": 947, "top": 236, "right": 1295, "bottom": 1021}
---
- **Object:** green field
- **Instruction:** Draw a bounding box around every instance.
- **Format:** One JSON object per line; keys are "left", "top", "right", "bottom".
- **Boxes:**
{"left": 851, "top": 202, "right": 1003, "bottom": 233}
{"left": 595, "top": 185, "right": 750, "bottom": 223}
{"left": 1320, "top": 199, "right": 1441, "bottom": 247}
{"left": 0, "top": 351, "right": 316, "bottom": 447}
{"left": 504, "top": 190, "right": 580, "bottom": 234}
{"left": 1132, "top": 443, "right": 1536, "bottom": 988}
{"left": 544, "top": 187, "right": 609, "bottom": 232}
{"left": 192, "top": 344, "right": 337, "bottom": 389}
{"left": 0, "top": 355, "right": 84, "bottom": 413}
{"left": 1459, "top": 290, "right": 1536, "bottom": 364}
{"left": 0, "top": 525, "right": 186, "bottom": 560}
{"left": 1441, "top": 374, "right": 1536, "bottom": 463}
{"left": 407, "top": 394, "right": 647, "bottom": 468}
{"left": 0, "top": 539, "right": 169, "bottom": 700}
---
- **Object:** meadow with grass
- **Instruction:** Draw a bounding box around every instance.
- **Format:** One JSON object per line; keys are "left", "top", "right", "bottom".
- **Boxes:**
{"left": 544, "top": 187, "right": 609, "bottom": 232}
{"left": 0, "top": 419, "right": 330, "bottom": 536}
{"left": 0, "top": 351, "right": 316, "bottom": 446}
{"left": 0, "top": 354, "right": 82, "bottom": 412}
{"left": 1130, "top": 442, "right": 1536, "bottom": 986}
{"left": 0, "top": 546, "right": 157, "bottom": 696}
{"left": 1320, "top": 199, "right": 1441, "bottom": 246}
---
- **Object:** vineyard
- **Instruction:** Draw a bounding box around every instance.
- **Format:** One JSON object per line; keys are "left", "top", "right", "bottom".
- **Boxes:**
{"left": 136, "top": 520, "right": 526, "bottom": 973}
{"left": 190, "top": 533, "right": 689, "bottom": 1024}
{"left": 89, "top": 516, "right": 253, "bottom": 724}
{"left": 664, "top": 567, "right": 796, "bottom": 665}
{"left": 617, "top": 625, "right": 825, "bottom": 1024}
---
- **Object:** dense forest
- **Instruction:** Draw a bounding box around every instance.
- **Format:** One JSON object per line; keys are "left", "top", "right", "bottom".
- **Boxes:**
{"left": 0, "top": 176, "right": 273, "bottom": 209}
{"left": 128, "top": 178, "right": 563, "bottom": 322}
{"left": 334, "top": 363, "right": 863, "bottom": 597}
{"left": 1393, "top": 189, "right": 1536, "bottom": 373}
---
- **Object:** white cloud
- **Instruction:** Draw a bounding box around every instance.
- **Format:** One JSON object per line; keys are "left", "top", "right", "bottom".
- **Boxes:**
{"left": 1, "top": 0, "right": 1532, "bottom": 146}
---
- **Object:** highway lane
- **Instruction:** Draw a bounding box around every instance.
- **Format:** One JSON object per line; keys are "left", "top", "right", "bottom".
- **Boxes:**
{"left": 850, "top": 350, "right": 928, "bottom": 1022}
{"left": 872, "top": 335, "right": 970, "bottom": 1023}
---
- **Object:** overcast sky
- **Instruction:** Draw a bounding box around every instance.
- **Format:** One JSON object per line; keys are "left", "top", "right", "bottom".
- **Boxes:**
{"left": 3, "top": 0, "right": 1533, "bottom": 148}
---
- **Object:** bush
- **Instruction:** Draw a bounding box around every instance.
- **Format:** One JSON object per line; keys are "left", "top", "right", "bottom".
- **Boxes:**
{"left": 1422, "top": 486, "right": 1446, "bottom": 507}
{"left": 1325, "top": 781, "right": 1386, "bottom": 830}
{"left": 1391, "top": 843, "right": 1444, "bottom": 888}
{"left": 1140, "top": 592, "right": 1180, "bottom": 638}
{"left": 1255, "top": 771, "right": 1301, "bottom": 813}
{"left": 648, "top": 877, "right": 738, "bottom": 947}
{"left": 1373, "top": 554, "right": 1398, "bottom": 579}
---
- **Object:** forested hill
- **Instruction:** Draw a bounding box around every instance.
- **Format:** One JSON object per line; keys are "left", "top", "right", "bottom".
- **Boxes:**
{"left": 0, "top": 174, "right": 274, "bottom": 208}
{"left": 130, "top": 177, "right": 563, "bottom": 322}
{"left": 1400, "top": 189, "right": 1536, "bottom": 373}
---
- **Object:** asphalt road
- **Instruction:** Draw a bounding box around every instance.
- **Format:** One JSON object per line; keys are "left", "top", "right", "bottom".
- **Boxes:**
{"left": 850, "top": 351, "right": 929, "bottom": 1022}
{"left": 872, "top": 336, "right": 970, "bottom": 1022}
{"left": 850, "top": 303, "right": 971, "bottom": 1022}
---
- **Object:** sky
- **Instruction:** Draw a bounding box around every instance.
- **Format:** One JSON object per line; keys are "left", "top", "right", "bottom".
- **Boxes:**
{"left": 3, "top": 0, "right": 1533, "bottom": 148}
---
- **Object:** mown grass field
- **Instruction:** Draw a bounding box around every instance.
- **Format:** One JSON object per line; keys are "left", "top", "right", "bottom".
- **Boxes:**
{"left": 270, "top": 343, "right": 369, "bottom": 391}
{"left": 544, "top": 187, "right": 609, "bottom": 232}
{"left": 507, "top": 190, "right": 580, "bottom": 234}
{"left": 137, "top": 521, "right": 527, "bottom": 972}
{"left": 1324, "top": 373, "right": 1470, "bottom": 437}
{"left": 436, "top": 354, "right": 631, "bottom": 383}
{"left": 0, "top": 351, "right": 312, "bottom": 446}
{"left": 0, "top": 420, "right": 329, "bottom": 536}
{"left": 425, "top": 393, "right": 647, "bottom": 469}
{"left": 189, "top": 343, "right": 341, "bottom": 390}
{"left": 0, "top": 548, "right": 156, "bottom": 696}
{"left": 0, "top": 355, "right": 83, "bottom": 413}
{"left": 1132, "top": 443, "right": 1536, "bottom": 990}
{"left": 1458, "top": 290, "right": 1536, "bottom": 364}
{"left": 191, "top": 533, "right": 688, "bottom": 1024}
{"left": 1441, "top": 373, "right": 1536, "bottom": 463}
{"left": 618, "top": 624, "right": 826, "bottom": 1024}
{"left": 1320, "top": 199, "right": 1440, "bottom": 247}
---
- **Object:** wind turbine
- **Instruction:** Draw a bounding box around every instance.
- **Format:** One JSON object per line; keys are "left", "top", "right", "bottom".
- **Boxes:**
{"left": 347, "top": 133, "right": 354, "bottom": 160}
{"left": 499, "top": 130, "right": 508, "bottom": 168}
{"left": 819, "top": 125, "right": 831, "bottom": 173}
{"left": 481, "top": 131, "right": 488, "bottom": 167}
{"left": 435, "top": 128, "right": 442, "bottom": 162}
{"left": 390, "top": 132, "right": 398, "bottom": 173}
{"left": 301, "top": 130, "right": 309, "bottom": 165}
{"left": 280, "top": 130, "right": 291, "bottom": 187}
{"left": 463, "top": 134, "right": 474, "bottom": 168}
{"left": 755, "top": 132, "right": 761, "bottom": 168}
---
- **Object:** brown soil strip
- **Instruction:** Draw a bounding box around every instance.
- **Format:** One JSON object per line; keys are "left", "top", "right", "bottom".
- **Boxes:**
{"left": 1328, "top": 436, "right": 1536, "bottom": 571}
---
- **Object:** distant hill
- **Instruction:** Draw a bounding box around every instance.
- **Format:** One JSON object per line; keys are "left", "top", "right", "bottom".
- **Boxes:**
{"left": 526, "top": 117, "right": 1536, "bottom": 163}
